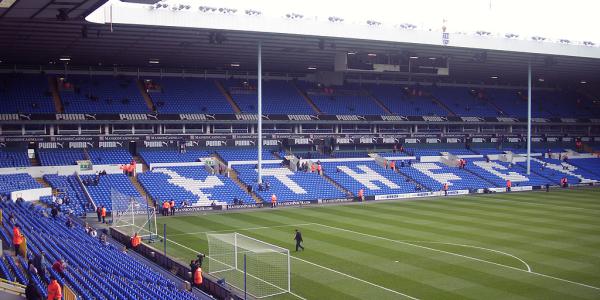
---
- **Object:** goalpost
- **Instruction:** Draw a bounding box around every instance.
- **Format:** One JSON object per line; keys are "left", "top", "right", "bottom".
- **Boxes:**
{"left": 207, "top": 233, "right": 290, "bottom": 299}
{"left": 110, "top": 188, "right": 158, "bottom": 241}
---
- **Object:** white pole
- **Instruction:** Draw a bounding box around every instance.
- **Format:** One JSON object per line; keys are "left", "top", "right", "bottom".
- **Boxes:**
{"left": 287, "top": 249, "right": 291, "bottom": 292}
{"left": 527, "top": 62, "right": 532, "bottom": 175}
{"left": 257, "top": 41, "right": 263, "bottom": 184}
{"left": 234, "top": 233, "right": 238, "bottom": 270}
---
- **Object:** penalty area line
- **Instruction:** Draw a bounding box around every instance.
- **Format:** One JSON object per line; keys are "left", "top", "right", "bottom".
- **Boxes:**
{"left": 168, "top": 223, "right": 314, "bottom": 236}
{"left": 309, "top": 222, "right": 600, "bottom": 292}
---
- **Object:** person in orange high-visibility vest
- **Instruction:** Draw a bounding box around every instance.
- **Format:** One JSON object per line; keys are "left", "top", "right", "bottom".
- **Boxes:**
{"left": 271, "top": 194, "right": 277, "bottom": 208}
{"left": 47, "top": 275, "right": 62, "bottom": 300}
{"left": 442, "top": 183, "right": 448, "bottom": 196}
{"left": 193, "top": 266, "right": 203, "bottom": 288}
{"left": 317, "top": 164, "right": 322, "bottom": 175}
{"left": 358, "top": 188, "right": 364, "bottom": 202}
{"left": 506, "top": 179, "right": 512, "bottom": 192}
{"left": 310, "top": 164, "right": 315, "bottom": 173}
{"left": 101, "top": 206, "right": 106, "bottom": 223}
{"left": 162, "top": 201, "right": 170, "bottom": 216}
{"left": 169, "top": 200, "right": 175, "bottom": 216}
{"left": 131, "top": 233, "right": 141, "bottom": 249}
{"left": 390, "top": 160, "right": 396, "bottom": 171}
{"left": 12, "top": 224, "right": 24, "bottom": 256}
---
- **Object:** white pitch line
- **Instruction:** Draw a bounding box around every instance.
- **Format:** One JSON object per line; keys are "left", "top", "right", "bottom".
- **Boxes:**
{"left": 310, "top": 222, "right": 600, "bottom": 292}
{"left": 168, "top": 223, "right": 314, "bottom": 236}
{"left": 163, "top": 237, "right": 308, "bottom": 300}
{"left": 165, "top": 232, "right": 416, "bottom": 299}
{"left": 396, "top": 240, "right": 531, "bottom": 272}
{"left": 291, "top": 256, "right": 419, "bottom": 300}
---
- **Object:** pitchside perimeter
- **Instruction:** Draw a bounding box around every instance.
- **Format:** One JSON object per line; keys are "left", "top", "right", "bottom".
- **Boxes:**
{"left": 158, "top": 189, "right": 600, "bottom": 300}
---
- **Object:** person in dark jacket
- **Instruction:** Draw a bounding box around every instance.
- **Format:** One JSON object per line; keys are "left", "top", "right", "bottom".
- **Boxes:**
{"left": 294, "top": 229, "right": 304, "bottom": 252}
{"left": 25, "top": 280, "right": 42, "bottom": 300}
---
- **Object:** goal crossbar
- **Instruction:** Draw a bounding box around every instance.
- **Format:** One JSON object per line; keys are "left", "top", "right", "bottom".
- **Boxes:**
{"left": 207, "top": 232, "right": 291, "bottom": 299}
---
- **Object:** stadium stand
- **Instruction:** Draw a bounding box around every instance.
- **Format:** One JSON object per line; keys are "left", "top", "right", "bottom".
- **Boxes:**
{"left": 0, "top": 173, "right": 42, "bottom": 196}
{"left": 320, "top": 161, "right": 417, "bottom": 196}
{"left": 400, "top": 162, "right": 496, "bottom": 191}
{"left": 468, "top": 159, "right": 552, "bottom": 187}
{"left": 138, "top": 166, "right": 253, "bottom": 206}
{"left": 0, "top": 148, "right": 31, "bottom": 168}
{"left": 298, "top": 83, "right": 385, "bottom": 115}
{"left": 430, "top": 86, "right": 500, "bottom": 117}
{"left": 0, "top": 74, "right": 55, "bottom": 113}
{"left": 38, "top": 148, "right": 85, "bottom": 166}
{"left": 234, "top": 164, "right": 346, "bottom": 202}
{"left": 139, "top": 149, "right": 213, "bottom": 165}
{"left": 223, "top": 80, "right": 315, "bottom": 114}
{"left": 366, "top": 84, "right": 449, "bottom": 116}
{"left": 0, "top": 201, "right": 197, "bottom": 300}
{"left": 59, "top": 75, "right": 148, "bottom": 113}
{"left": 215, "top": 148, "right": 277, "bottom": 162}
{"left": 147, "top": 77, "right": 233, "bottom": 114}
{"left": 80, "top": 174, "right": 143, "bottom": 211}
{"left": 42, "top": 174, "right": 90, "bottom": 216}
{"left": 87, "top": 148, "right": 133, "bottom": 165}
{"left": 521, "top": 157, "right": 600, "bottom": 184}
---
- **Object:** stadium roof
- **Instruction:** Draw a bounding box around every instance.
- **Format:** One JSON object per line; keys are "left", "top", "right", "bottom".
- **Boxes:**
{"left": 1, "top": 0, "right": 599, "bottom": 85}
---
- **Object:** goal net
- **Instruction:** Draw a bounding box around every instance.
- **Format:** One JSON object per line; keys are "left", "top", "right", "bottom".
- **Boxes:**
{"left": 206, "top": 233, "right": 290, "bottom": 299}
{"left": 110, "top": 188, "right": 158, "bottom": 241}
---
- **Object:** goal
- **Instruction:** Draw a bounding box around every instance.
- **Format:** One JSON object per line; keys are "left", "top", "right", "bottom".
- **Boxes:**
{"left": 206, "top": 233, "right": 290, "bottom": 299}
{"left": 110, "top": 188, "right": 158, "bottom": 241}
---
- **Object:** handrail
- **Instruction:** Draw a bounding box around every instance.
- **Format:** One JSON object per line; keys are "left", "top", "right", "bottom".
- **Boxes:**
{"left": 75, "top": 172, "right": 97, "bottom": 211}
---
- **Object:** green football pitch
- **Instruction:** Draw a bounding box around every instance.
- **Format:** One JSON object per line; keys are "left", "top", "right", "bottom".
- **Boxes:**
{"left": 157, "top": 188, "right": 600, "bottom": 300}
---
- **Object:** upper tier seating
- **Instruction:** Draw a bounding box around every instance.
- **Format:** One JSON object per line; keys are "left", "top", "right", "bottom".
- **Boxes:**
{"left": 235, "top": 164, "right": 346, "bottom": 202}
{"left": 88, "top": 148, "right": 133, "bottom": 165}
{"left": 38, "top": 148, "right": 85, "bottom": 166}
{"left": 0, "top": 201, "right": 198, "bottom": 300}
{"left": 138, "top": 166, "right": 253, "bottom": 206}
{"left": 60, "top": 75, "right": 148, "bottom": 113}
{"left": 149, "top": 77, "right": 233, "bottom": 114}
{"left": 216, "top": 148, "right": 277, "bottom": 163}
{"left": 320, "top": 161, "right": 416, "bottom": 196}
{"left": 400, "top": 162, "right": 496, "bottom": 191}
{"left": 42, "top": 174, "right": 90, "bottom": 215}
{"left": 81, "top": 174, "right": 143, "bottom": 212}
{"left": 485, "top": 88, "right": 551, "bottom": 118}
{"left": 223, "top": 80, "right": 315, "bottom": 114}
{"left": 0, "top": 74, "right": 55, "bottom": 113}
{"left": 430, "top": 86, "right": 500, "bottom": 117}
{"left": 139, "top": 149, "right": 213, "bottom": 165}
{"left": 366, "top": 84, "right": 449, "bottom": 116}
{"left": 0, "top": 173, "right": 41, "bottom": 196}
{"left": 0, "top": 148, "right": 31, "bottom": 168}
{"left": 300, "top": 83, "right": 384, "bottom": 115}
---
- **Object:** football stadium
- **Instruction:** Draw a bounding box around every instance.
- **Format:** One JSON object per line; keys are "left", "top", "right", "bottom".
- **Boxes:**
{"left": 0, "top": 0, "right": 599, "bottom": 299}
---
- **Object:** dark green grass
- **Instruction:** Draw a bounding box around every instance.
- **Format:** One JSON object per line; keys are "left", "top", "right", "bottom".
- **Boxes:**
{"left": 157, "top": 188, "right": 600, "bottom": 300}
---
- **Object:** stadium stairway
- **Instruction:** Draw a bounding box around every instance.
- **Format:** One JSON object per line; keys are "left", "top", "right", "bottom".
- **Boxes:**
{"left": 429, "top": 95, "right": 457, "bottom": 116}
{"left": 362, "top": 89, "right": 392, "bottom": 115}
{"left": 35, "top": 177, "right": 50, "bottom": 188}
{"left": 395, "top": 168, "right": 433, "bottom": 191}
{"left": 136, "top": 79, "right": 157, "bottom": 112}
{"left": 48, "top": 77, "right": 64, "bottom": 113}
{"left": 29, "top": 157, "right": 40, "bottom": 167}
{"left": 462, "top": 165, "right": 501, "bottom": 187}
{"left": 212, "top": 155, "right": 261, "bottom": 203}
{"left": 130, "top": 176, "right": 154, "bottom": 207}
{"left": 214, "top": 80, "right": 242, "bottom": 114}
{"left": 321, "top": 172, "right": 353, "bottom": 197}
{"left": 291, "top": 81, "right": 322, "bottom": 114}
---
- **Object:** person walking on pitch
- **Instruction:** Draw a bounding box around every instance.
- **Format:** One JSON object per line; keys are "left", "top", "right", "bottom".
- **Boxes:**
{"left": 294, "top": 229, "right": 304, "bottom": 252}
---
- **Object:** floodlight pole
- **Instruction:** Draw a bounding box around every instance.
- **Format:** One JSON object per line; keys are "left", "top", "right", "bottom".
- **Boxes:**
{"left": 257, "top": 41, "right": 263, "bottom": 184}
{"left": 527, "top": 61, "right": 532, "bottom": 175}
